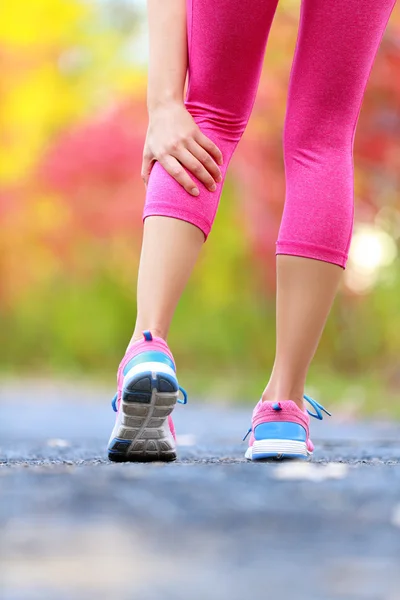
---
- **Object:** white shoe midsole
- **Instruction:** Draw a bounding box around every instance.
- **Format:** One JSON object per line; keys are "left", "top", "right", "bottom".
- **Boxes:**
{"left": 245, "top": 439, "right": 311, "bottom": 459}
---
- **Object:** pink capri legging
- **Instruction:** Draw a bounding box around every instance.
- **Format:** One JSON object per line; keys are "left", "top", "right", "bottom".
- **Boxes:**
{"left": 143, "top": 0, "right": 395, "bottom": 269}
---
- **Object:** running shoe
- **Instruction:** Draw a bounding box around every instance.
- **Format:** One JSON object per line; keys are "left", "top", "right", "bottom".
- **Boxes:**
{"left": 244, "top": 395, "right": 331, "bottom": 460}
{"left": 107, "top": 330, "right": 187, "bottom": 462}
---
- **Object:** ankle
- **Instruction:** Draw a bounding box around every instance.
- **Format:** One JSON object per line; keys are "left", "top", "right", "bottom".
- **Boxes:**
{"left": 129, "top": 327, "right": 168, "bottom": 347}
{"left": 262, "top": 383, "right": 305, "bottom": 411}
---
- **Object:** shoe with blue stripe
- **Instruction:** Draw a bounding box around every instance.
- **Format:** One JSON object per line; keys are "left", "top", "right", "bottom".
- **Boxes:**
{"left": 244, "top": 396, "right": 331, "bottom": 460}
{"left": 107, "top": 330, "right": 187, "bottom": 462}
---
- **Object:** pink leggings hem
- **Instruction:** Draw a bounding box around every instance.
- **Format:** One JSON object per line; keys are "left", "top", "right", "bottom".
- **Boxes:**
{"left": 144, "top": 206, "right": 348, "bottom": 268}
{"left": 276, "top": 240, "right": 347, "bottom": 269}
{"left": 143, "top": 205, "right": 211, "bottom": 239}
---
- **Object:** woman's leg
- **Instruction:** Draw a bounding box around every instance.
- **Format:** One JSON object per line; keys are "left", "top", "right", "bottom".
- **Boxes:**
{"left": 263, "top": 0, "right": 396, "bottom": 406}
{"left": 133, "top": 0, "right": 280, "bottom": 344}
{"left": 131, "top": 217, "right": 205, "bottom": 342}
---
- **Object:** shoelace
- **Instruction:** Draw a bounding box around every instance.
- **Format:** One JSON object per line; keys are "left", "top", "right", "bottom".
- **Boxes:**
{"left": 112, "top": 385, "right": 188, "bottom": 413}
{"left": 242, "top": 394, "right": 331, "bottom": 441}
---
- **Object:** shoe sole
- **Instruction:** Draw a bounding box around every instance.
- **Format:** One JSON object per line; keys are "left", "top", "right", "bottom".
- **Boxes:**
{"left": 245, "top": 439, "right": 311, "bottom": 461}
{"left": 108, "top": 370, "right": 178, "bottom": 462}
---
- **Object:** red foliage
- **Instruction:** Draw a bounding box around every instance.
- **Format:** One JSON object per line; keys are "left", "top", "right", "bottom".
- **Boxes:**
{"left": 41, "top": 99, "right": 148, "bottom": 239}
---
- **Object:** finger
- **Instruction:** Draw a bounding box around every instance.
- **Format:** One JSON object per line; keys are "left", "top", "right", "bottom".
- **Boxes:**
{"left": 173, "top": 147, "right": 218, "bottom": 192}
{"left": 194, "top": 130, "right": 224, "bottom": 166}
{"left": 141, "top": 153, "right": 155, "bottom": 187}
{"left": 186, "top": 139, "right": 222, "bottom": 184}
{"left": 160, "top": 154, "right": 200, "bottom": 196}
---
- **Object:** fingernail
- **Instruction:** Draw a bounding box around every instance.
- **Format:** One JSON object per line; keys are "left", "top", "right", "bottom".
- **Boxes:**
{"left": 191, "top": 188, "right": 200, "bottom": 196}
{"left": 216, "top": 174, "right": 222, "bottom": 182}
{"left": 210, "top": 184, "right": 217, "bottom": 192}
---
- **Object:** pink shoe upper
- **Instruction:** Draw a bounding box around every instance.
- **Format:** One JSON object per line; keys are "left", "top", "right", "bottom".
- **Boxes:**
{"left": 116, "top": 333, "right": 175, "bottom": 410}
{"left": 247, "top": 400, "right": 315, "bottom": 453}
{"left": 168, "top": 415, "right": 176, "bottom": 441}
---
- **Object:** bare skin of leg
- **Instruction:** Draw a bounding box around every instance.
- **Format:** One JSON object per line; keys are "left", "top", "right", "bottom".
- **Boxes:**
{"left": 129, "top": 215, "right": 205, "bottom": 346}
{"left": 262, "top": 255, "right": 343, "bottom": 409}
{"left": 130, "top": 218, "right": 342, "bottom": 413}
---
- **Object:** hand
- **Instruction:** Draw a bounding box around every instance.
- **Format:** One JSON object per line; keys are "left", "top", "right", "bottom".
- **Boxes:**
{"left": 141, "top": 101, "right": 223, "bottom": 196}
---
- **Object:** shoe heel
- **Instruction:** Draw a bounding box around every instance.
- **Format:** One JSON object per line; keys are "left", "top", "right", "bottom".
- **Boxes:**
{"left": 122, "top": 371, "right": 178, "bottom": 403}
{"left": 250, "top": 422, "right": 310, "bottom": 461}
{"left": 108, "top": 370, "right": 179, "bottom": 463}
{"left": 123, "top": 371, "right": 153, "bottom": 404}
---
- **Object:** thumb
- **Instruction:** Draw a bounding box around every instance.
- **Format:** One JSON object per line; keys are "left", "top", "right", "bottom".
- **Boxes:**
{"left": 141, "top": 154, "right": 155, "bottom": 188}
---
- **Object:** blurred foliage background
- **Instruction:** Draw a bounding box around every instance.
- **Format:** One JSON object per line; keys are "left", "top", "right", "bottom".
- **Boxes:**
{"left": 1, "top": 0, "right": 400, "bottom": 416}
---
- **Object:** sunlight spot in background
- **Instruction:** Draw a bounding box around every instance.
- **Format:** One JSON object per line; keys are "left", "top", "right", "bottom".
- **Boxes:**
{"left": 273, "top": 462, "right": 349, "bottom": 482}
{"left": 124, "top": 0, "right": 148, "bottom": 67}
{"left": 345, "top": 223, "right": 397, "bottom": 293}
{"left": 176, "top": 434, "right": 197, "bottom": 447}
{"left": 47, "top": 439, "right": 70, "bottom": 448}
{"left": 89, "top": 0, "right": 149, "bottom": 67}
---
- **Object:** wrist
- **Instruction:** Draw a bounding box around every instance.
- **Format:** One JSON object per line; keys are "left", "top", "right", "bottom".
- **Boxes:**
{"left": 147, "top": 91, "right": 184, "bottom": 113}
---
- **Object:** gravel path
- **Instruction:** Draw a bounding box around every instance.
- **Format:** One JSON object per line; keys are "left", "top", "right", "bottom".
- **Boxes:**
{"left": 1, "top": 383, "right": 400, "bottom": 600}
